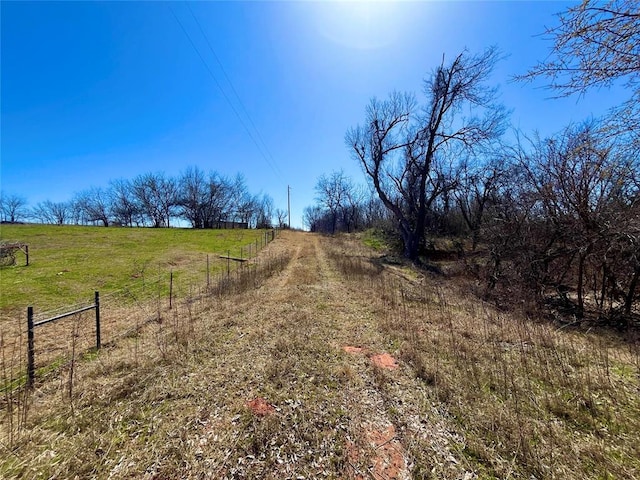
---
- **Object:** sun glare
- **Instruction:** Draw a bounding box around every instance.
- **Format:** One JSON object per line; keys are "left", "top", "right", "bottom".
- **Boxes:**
{"left": 311, "top": 1, "right": 408, "bottom": 50}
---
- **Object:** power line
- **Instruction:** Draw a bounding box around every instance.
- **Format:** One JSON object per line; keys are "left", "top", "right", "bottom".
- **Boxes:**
{"left": 169, "top": 5, "right": 284, "bottom": 182}
{"left": 186, "top": 2, "right": 284, "bottom": 180}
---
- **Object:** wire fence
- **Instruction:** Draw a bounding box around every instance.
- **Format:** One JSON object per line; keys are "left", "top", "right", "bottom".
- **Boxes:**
{"left": 0, "top": 229, "right": 281, "bottom": 394}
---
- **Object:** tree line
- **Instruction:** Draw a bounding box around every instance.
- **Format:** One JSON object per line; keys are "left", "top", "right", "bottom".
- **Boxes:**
{"left": 303, "top": 170, "right": 391, "bottom": 235}
{"left": 307, "top": 117, "right": 638, "bottom": 327}
{"left": 0, "top": 166, "right": 282, "bottom": 229}
{"left": 306, "top": 0, "right": 639, "bottom": 326}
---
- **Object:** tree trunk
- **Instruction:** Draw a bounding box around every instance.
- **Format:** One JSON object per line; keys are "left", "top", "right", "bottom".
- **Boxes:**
{"left": 576, "top": 253, "right": 585, "bottom": 318}
{"left": 399, "top": 221, "right": 420, "bottom": 262}
{"left": 471, "top": 229, "right": 480, "bottom": 251}
{"left": 623, "top": 264, "right": 640, "bottom": 317}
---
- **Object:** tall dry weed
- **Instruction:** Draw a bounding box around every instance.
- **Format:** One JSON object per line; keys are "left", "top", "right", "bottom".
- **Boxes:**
{"left": 325, "top": 238, "right": 640, "bottom": 478}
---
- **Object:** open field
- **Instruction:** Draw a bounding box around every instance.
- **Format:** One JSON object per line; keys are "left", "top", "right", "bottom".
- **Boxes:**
{"left": 1, "top": 230, "right": 639, "bottom": 479}
{"left": 0, "top": 225, "right": 277, "bottom": 386}
{"left": 0, "top": 224, "right": 271, "bottom": 313}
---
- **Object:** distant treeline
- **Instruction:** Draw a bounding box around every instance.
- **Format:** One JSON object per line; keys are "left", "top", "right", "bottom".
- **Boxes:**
{"left": 303, "top": 170, "right": 391, "bottom": 235}
{"left": 0, "top": 167, "right": 284, "bottom": 229}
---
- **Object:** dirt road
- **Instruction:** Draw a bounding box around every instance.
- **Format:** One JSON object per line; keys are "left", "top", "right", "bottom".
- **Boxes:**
{"left": 165, "top": 230, "right": 469, "bottom": 479}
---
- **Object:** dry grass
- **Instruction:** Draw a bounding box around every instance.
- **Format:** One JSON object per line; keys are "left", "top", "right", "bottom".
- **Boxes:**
{"left": 2, "top": 231, "right": 639, "bottom": 479}
{"left": 326, "top": 234, "right": 640, "bottom": 479}
{"left": 1, "top": 232, "right": 359, "bottom": 479}
{"left": 0, "top": 246, "right": 291, "bottom": 464}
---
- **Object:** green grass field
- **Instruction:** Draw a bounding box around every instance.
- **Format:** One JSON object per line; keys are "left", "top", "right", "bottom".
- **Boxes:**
{"left": 0, "top": 224, "right": 271, "bottom": 314}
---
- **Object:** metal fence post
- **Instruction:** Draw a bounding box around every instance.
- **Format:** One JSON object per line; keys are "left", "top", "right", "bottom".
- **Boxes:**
{"left": 169, "top": 271, "right": 173, "bottom": 310}
{"left": 95, "top": 291, "right": 101, "bottom": 350}
{"left": 27, "top": 306, "right": 34, "bottom": 387}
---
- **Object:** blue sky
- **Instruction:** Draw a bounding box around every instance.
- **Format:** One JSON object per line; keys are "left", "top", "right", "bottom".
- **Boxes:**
{"left": 1, "top": 1, "right": 629, "bottom": 229}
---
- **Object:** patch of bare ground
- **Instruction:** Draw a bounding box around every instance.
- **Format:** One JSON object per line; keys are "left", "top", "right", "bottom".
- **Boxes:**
{"left": 246, "top": 397, "right": 276, "bottom": 416}
{"left": 2, "top": 231, "right": 639, "bottom": 479}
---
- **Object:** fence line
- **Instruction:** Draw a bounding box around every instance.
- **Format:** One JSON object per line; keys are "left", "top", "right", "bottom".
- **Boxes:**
{"left": 11, "top": 228, "right": 280, "bottom": 389}
{"left": 26, "top": 292, "right": 100, "bottom": 387}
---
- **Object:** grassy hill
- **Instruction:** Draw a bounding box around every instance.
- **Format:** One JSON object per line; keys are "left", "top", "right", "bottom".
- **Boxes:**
{"left": 0, "top": 224, "right": 270, "bottom": 314}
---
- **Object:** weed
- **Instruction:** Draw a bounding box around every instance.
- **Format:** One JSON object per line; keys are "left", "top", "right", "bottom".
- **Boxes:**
{"left": 325, "top": 234, "right": 640, "bottom": 479}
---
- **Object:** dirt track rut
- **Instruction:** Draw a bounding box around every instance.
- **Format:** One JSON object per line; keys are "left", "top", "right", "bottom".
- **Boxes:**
{"left": 268, "top": 233, "right": 410, "bottom": 478}
{"left": 211, "top": 231, "right": 468, "bottom": 479}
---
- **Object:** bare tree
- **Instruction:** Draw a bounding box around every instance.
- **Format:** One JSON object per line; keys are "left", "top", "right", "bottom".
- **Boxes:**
{"left": 546, "top": 124, "right": 639, "bottom": 320}
{"left": 347, "top": 48, "right": 507, "bottom": 261}
{"left": 361, "top": 189, "right": 390, "bottom": 228}
{"left": 177, "top": 166, "right": 209, "bottom": 228}
{"left": 110, "top": 178, "right": 141, "bottom": 227}
{"left": 178, "top": 170, "right": 258, "bottom": 228}
{"left": 519, "top": 0, "right": 640, "bottom": 144}
{"left": 508, "top": 0, "right": 640, "bottom": 323}
{"left": 0, "top": 193, "right": 28, "bottom": 223}
{"left": 132, "top": 172, "right": 178, "bottom": 228}
{"left": 519, "top": 0, "right": 640, "bottom": 96}
{"left": 341, "top": 183, "right": 366, "bottom": 233}
{"left": 226, "top": 174, "right": 255, "bottom": 224}
{"left": 31, "top": 200, "right": 70, "bottom": 225}
{"left": 256, "top": 194, "right": 274, "bottom": 229}
{"left": 204, "top": 173, "right": 233, "bottom": 228}
{"left": 454, "top": 156, "right": 508, "bottom": 250}
{"left": 305, "top": 174, "right": 390, "bottom": 234}
{"left": 314, "top": 170, "right": 354, "bottom": 234}
{"left": 73, "top": 187, "right": 112, "bottom": 226}
{"left": 303, "top": 205, "right": 322, "bottom": 232}
{"left": 275, "top": 209, "right": 288, "bottom": 229}
{"left": 486, "top": 123, "right": 640, "bottom": 323}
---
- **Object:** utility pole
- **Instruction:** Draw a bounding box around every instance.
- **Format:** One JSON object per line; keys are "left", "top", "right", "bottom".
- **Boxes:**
{"left": 287, "top": 185, "right": 291, "bottom": 229}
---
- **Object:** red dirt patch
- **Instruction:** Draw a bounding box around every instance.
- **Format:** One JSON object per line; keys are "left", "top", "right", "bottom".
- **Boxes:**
{"left": 343, "top": 345, "right": 366, "bottom": 354}
{"left": 346, "top": 440, "right": 364, "bottom": 479}
{"left": 370, "top": 353, "right": 399, "bottom": 370}
{"left": 245, "top": 397, "right": 275, "bottom": 416}
{"left": 346, "top": 425, "right": 407, "bottom": 479}
{"left": 368, "top": 425, "right": 406, "bottom": 479}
